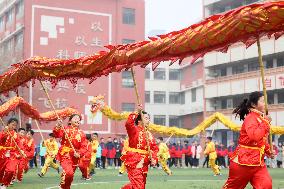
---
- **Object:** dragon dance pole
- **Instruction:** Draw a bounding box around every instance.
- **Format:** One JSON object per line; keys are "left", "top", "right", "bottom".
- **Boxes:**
{"left": 256, "top": 39, "right": 273, "bottom": 151}
{"left": 130, "top": 67, "right": 152, "bottom": 161}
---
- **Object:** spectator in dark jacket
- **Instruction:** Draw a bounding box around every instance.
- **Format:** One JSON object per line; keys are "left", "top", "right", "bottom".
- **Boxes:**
{"left": 175, "top": 141, "right": 183, "bottom": 168}
{"left": 227, "top": 141, "right": 236, "bottom": 166}
{"left": 106, "top": 137, "right": 115, "bottom": 168}
{"left": 114, "top": 138, "right": 122, "bottom": 169}
{"left": 183, "top": 140, "right": 192, "bottom": 168}
{"left": 100, "top": 138, "right": 107, "bottom": 169}
{"left": 169, "top": 143, "right": 176, "bottom": 168}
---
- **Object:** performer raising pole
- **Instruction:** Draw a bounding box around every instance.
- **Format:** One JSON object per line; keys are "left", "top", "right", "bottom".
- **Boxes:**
{"left": 53, "top": 114, "right": 87, "bottom": 189}
{"left": 223, "top": 91, "right": 274, "bottom": 189}
{"left": 0, "top": 118, "right": 26, "bottom": 189}
{"left": 120, "top": 68, "right": 159, "bottom": 189}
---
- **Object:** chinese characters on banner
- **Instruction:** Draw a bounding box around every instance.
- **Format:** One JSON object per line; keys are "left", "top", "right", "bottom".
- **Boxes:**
{"left": 260, "top": 74, "right": 284, "bottom": 90}
{"left": 57, "top": 21, "right": 105, "bottom": 59}
{"left": 33, "top": 7, "right": 111, "bottom": 130}
{"left": 38, "top": 82, "right": 87, "bottom": 109}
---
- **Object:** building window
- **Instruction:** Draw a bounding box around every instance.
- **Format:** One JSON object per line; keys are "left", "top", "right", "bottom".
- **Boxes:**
{"left": 15, "top": 32, "right": 23, "bottom": 51}
{"left": 16, "top": 0, "right": 24, "bottom": 18}
{"left": 267, "top": 92, "right": 274, "bottom": 104}
{"left": 221, "top": 99, "right": 227, "bottom": 109}
{"left": 6, "top": 9, "right": 13, "bottom": 25}
{"left": 123, "top": 8, "right": 135, "bottom": 25}
{"left": 169, "top": 69, "right": 180, "bottom": 80}
{"left": 169, "top": 115, "right": 179, "bottom": 127}
{"left": 122, "top": 39, "right": 135, "bottom": 44}
{"left": 245, "top": 0, "right": 259, "bottom": 5}
{"left": 122, "top": 71, "right": 134, "bottom": 88}
{"left": 0, "top": 45, "right": 4, "bottom": 56}
{"left": 154, "top": 115, "right": 166, "bottom": 125}
{"left": 248, "top": 61, "right": 259, "bottom": 72}
{"left": 232, "top": 64, "right": 244, "bottom": 74}
{"left": 121, "top": 103, "right": 135, "bottom": 112}
{"left": 191, "top": 88, "right": 196, "bottom": 102}
{"left": 0, "top": 17, "right": 4, "bottom": 31}
{"left": 180, "top": 92, "right": 185, "bottom": 104}
{"left": 145, "top": 68, "right": 150, "bottom": 79}
{"left": 227, "top": 99, "right": 233, "bottom": 109}
{"left": 191, "top": 64, "right": 196, "bottom": 77}
{"left": 220, "top": 67, "right": 227, "bottom": 76}
{"left": 4, "top": 39, "right": 13, "bottom": 53}
{"left": 278, "top": 90, "right": 284, "bottom": 104}
{"left": 265, "top": 59, "right": 274, "bottom": 69}
{"left": 277, "top": 57, "right": 284, "bottom": 67}
{"left": 191, "top": 116, "right": 198, "bottom": 127}
{"left": 169, "top": 92, "right": 180, "bottom": 104}
{"left": 154, "top": 68, "right": 166, "bottom": 80}
{"left": 145, "top": 91, "right": 150, "bottom": 103}
{"left": 154, "top": 91, "right": 166, "bottom": 104}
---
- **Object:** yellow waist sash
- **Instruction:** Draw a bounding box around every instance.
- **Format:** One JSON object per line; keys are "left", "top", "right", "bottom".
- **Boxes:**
{"left": 125, "top": 147, "right": 148, "bottom": 155}
{"left": 239, "top": 144, "right": 265, "bottom": 155}
{"left": 60, "top": 146, "right": 72, "bottom": 155}
{"left": 0, "top": 146, "right": 15, "bottom": 150}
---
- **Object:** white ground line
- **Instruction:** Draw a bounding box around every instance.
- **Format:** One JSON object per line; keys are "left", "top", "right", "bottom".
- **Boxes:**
{"left": 45, "top": 179, "right": 226, "bottom": 189}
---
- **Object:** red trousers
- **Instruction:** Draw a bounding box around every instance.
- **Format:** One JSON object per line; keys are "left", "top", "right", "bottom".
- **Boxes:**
{"left": 121, "top": 166, "right": 147, "bottom": 189}
{"left": 16, "top": 158, "right": 28, "bottom": 181}
{"left": 0, "top": 158, "right": 18, "bottom": 186}
{"left": 60, "top": 158, "right": 78, "bottom": 189}
{"left": 78, "top": 159, "right": 90, "bottom": 179}
{"left": 223, "top": 161, "right": 272, "bottom": 189}
{"left": 0, "top": 158, "right": 5, "bottom": 183}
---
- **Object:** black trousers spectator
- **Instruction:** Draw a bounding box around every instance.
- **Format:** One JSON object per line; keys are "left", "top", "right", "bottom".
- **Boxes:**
{"left": 219, "top": 156, "right": 226, "bottom": 168}
{"left": 216, "top": 156, "right": 221, "bottom": 166}
{"left": 192, "top": 157, "right": 199, "bottom": 167}
{"left": 175, "top": 158, "right": 182, "bottom": 167}
{"left": 96, "top": 157, "right": 101, "bottom": 168}
{"left": 29, "top": 156, "right": 38, "bottom": 168}
{"left": 169, "top": 158, "right": 175, "bottom": 167}
{"left": 277, "top": 160, "right": 282, "bottom": 168}
{"left": 101, "top": 156, "right": 106, "bottom": 169}
{"left": 185, "top": 155, "right": 192, "bottom": 167}
{"left": 203, "top": 156, "right": 209, "bottom": 168}
{"left": 40, "top": 156, "right": 45, "bottom": 167}
{"left": 107, "top": 158, "right": 113, "bottom": 167}
{"left": 114, "top": 158, "right": 122, "bottom": 167}
{"left": 227, "top": 157, "right": 231, "bottom": 166}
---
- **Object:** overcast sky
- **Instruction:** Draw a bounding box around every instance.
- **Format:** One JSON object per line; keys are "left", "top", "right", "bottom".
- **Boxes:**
{"left": 145, "top": 0, "right": 203, "bottom": 36}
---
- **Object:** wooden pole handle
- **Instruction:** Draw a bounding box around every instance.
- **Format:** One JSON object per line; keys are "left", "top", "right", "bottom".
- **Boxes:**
{"left": 256, "top": 39, "right": 273, "bottom": 151}
{"left": 39, "top": 81, "right": 77, "bottom": 154}
{"left": 130, "top": 68, "right": 152, "bottom": 161}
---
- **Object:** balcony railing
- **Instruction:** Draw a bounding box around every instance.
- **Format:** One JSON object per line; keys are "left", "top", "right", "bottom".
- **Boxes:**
{"left": 0, "top": 0, "right": 16, "bottom": 15}
{"left": 207, "top": 104, "right": 284, "bottom": 116}
{"left": 206, "top": 66, "right": 284, "bottom": 84}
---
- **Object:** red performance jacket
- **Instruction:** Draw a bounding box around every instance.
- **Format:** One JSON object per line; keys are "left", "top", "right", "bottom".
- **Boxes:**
{"left": 121, "top": 113, "right": 158, "bottom": 173}
{"left": 231, "top": 109, "right": 271, "bottom": 166}
{"left": 53, "top": 125, "right": 87, "bottom": 162}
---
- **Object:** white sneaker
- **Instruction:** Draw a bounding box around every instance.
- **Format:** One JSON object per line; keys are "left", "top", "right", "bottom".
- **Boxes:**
{"left": 0, "top": 185, "right": 7, "bottom": 189}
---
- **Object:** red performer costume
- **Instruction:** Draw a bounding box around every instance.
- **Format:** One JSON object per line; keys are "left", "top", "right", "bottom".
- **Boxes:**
{"left": 17, "top": 130, "right": 35, "bottom": 182}
{"left": 121, "top": 112, "right": 158, "bottom": 189}
{"left": 78, "top": 136, "right": 92, "bottom": 180}
{"left": 14, "top": 130, "right": 27, "bottom": 183}
{"left": 0, "top": 118, "right": 25, "bottom": 188}
{"left": 223, "top": 108, "right": 272, "bottom": 189}
{"left": 53, "top": 115, "right": 87, "bottom": 189}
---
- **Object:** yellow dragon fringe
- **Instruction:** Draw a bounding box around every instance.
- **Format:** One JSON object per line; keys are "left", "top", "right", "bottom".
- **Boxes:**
{"left": 90, "top": 96, "right": 284, "bottom": 137}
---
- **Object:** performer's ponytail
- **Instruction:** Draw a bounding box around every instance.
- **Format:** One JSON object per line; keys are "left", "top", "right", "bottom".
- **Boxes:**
{"left": 233, "top": 91, "right": 263, "bottom": 121}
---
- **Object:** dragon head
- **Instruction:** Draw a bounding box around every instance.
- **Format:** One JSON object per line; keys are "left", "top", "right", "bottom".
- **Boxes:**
{"left": 89, "top": 95, "right": 105, "bottom": 114}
